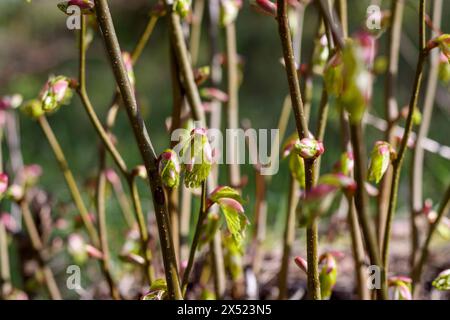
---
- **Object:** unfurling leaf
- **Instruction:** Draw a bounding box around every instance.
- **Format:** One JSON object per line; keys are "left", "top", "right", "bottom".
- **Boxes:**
{"left": 181, "top": 128, "right": 213, "bottom": 188}
{"left": 388, "top": 276, "right": 412, "bottom": 300}
{"left": 368, "top": 141, "right": 395, "bottom": 184}
{"left": 429, "top": 34, "right": 450, "bottom": 63}
{"left": 208, "top": 186, "right": 248, "bottom": 250}
{"left": 432, "top": 269, "right": 450, "bottom": 291}
{"left": 142, "top": 279, "right": 167, "bottom": 300}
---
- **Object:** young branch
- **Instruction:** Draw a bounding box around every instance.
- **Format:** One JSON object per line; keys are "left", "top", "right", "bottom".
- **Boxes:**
{"left": 381, "top": 0, "right": 428, "bottom": 276}
{"left": 410, "top": 0, "right": 442, "bottom": 270}
{"left": 377, "top": 0, "right": 404, "bottom": 245}
{"left": 277, "top": 0, "right": 320, "bottom": 300}
{"left": 38, "top": 116, "right": 99, "bottom": 247}
{"left": 94, "top": 0, "right": 182, "bottom": 300}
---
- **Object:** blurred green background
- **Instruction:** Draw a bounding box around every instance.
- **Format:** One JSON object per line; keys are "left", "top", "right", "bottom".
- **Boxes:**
{"left": 0, "top": 0, "right": 449, "bottom": 284}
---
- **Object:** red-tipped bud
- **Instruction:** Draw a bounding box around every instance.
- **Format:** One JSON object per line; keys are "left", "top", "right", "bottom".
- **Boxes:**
{"left": 295, "top": 138, "right": 324, "bottom": 160}
{"left": 294, "top": 256, "right": 308, "bottom": 274}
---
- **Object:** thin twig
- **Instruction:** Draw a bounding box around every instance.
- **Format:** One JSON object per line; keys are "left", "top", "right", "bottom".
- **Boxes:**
{"left": 37, "top": 116, "right": 99, "bottom": 247}
{"left": 181, "top": 181, "right": 208, "bottom": 296}
{"left": 382, "top": 0, "right": 428, "bottom": 278}
{"left": 410, "top": 0, "right": 442, "bottom": 271}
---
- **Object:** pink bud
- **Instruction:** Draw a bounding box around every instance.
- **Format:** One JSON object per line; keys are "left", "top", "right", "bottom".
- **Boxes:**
{"left": 105, "top": 168, "right": 120, "bottom": 185}
{"left": 0, "top": 94, "right": 22, "bottom": 110}
{"left": 0, "top": 173, "right": 8, "bottom": 195}
{"left": 294, "top": 256, "right": 308, "bottom": 274}
{"left": 250, "top": 0, "right": 277, "bottom": 18}
{"left": 354, "top": 31, "right": 377, "bottom": 66}
{"left": 0, "top": 212, "right": 18, "bottom": 233}
{"left": 85, "top": 245, "right": 103, "bottom": 260}
{"left": 200, "top": 88, "right": 229, "bottom": 102}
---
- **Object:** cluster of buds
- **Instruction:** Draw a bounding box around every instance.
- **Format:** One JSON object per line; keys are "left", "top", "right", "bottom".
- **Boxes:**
{"left": 432, "top": 269, "right": 450, "bottom": 291}
{"left": 181, "top": 128, "right": 213, "bottom": 189}
{"left": 57, "top": 0, "right": 95, "bottom": 15}
{"left": 158, "top": 149, "right": 181, "bottom": 189}
{"left": 220, "top": 0, "right": 242, "bottom": 27}
{"left": 174, "top": 0, "right": 192, "bottom": 19}
{"left": 388, "top": 276, "right": 412, "bottom": 300}
{"left": 294, "top": 137, "right": 324, "bottom": 160}
{"left": 39, "top": 76, "right": 75, "bottom": 113}
{"left": 250, "top": 0, "right": 277, "bottom": 18}
{"left": 368, "top": 141, "right": 396, "bottom": 184}
{"left": 0, "top": 173, "right": 8, "bottom": 198}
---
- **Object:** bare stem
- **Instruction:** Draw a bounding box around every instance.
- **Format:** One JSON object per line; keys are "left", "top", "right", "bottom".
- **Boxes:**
{"left": 277, "top": 0, "right": 320, "bottom": 299}
{"left": 350, "top": 123, "right": 387, "bottom": 300}
{"left": 129, "top": 176, "right": 155, "bottom": 285}
{"left": 96, "top": 161, "right": 120, "bottom": 300}
{"left": 378, "top": 0, "right": 404, "bottom": 248}
{"left": 181, "top": 181, "right": 208, "bottom": 296}
{"left": 94, "top": 0, "right": 182, "bottom": 299}
{"left": 382, "top": 0, "right": 427, "bottom": 279}
{"left": 278, "top": 176, "right": 299, "bottom": 299}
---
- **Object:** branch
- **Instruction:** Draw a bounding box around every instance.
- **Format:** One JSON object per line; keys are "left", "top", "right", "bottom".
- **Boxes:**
{"left": 382, "top": 0, "right": 427, "bottom": 283}
{"left": 93, "top": 0, "right": 182, "bottom": 300}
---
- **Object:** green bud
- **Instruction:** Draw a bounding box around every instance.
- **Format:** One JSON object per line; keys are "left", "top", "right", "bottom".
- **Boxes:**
{"left": 368, "top": 141, "right": 395, "bottom": 184}
{"left": 158, "top": 149, "right": 181, "bottom": 189}
{"left": 21, "top": 99, "right": 45, "bottom": 119}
